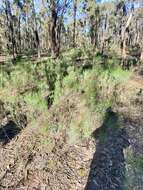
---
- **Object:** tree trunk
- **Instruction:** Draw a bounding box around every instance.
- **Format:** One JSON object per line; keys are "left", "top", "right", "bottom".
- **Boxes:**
{"left": 73, "top": 0, "right": 77, "bottom": 47}
{"left": 50, "top": 0, "right": 58, "bottom": 57}
{"left": 121, "top": 13, "right": 132, "bottom": 65}
{"left": 5, "top": 0, "right": 16, "bottom": 59}
{"left": 18, "top": 16, "right": 21, "bottom": 54}
{"left": 140, "top": 49, "right": 143, "bottom": 62}
{"left": 32, "top": 0, "right": 40, "bottom": 58}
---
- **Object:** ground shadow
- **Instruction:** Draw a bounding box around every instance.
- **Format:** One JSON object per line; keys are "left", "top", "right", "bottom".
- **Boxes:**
{"left": 0, "top": 121, "right": 21, "bottom": 145}
{"left": 85, "top": 108, "right": 130, "bottom": 190}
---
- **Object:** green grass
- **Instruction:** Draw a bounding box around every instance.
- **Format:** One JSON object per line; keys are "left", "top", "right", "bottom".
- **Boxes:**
{"left": 23, "top": 92, "right": 47, "bottom": 121}
{"left": 110, "top": 67, "right": 131, "bottom": 82}
{"left": 0, "top": 53, "right": 133, "bottom": 143}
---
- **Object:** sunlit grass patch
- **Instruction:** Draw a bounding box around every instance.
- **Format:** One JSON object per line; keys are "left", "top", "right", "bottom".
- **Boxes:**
{"left": 24, "top": 92, "right": 47, "bottom": 112}
{"left": 110, "top": 67, "right": 131, "bottom": 82}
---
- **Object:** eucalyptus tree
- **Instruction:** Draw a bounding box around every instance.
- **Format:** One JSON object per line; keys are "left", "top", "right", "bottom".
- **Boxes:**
{"left": 0, "top": 0, "right": 142, "bottom": 62}
{"left": 73, "top": 0, "right": 77, "bottom": 47}
{"left": 48, "top": 0, "right": 72, "bottom": 57}
{"left": 3, "top": 0, "right": 16, "bottom": 59}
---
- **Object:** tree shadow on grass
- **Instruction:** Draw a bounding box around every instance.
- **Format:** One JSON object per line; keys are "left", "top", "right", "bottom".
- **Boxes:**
{"left": 85, "top": 108, "right": 130, "bottom": 190}
{"left": 0, "top": 121, "right": 21, "bottom": 145}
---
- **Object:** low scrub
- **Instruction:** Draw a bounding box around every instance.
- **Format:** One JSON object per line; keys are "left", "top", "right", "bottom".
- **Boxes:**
{"left": 0, "top": 53, "right": 132, "bottom": 144}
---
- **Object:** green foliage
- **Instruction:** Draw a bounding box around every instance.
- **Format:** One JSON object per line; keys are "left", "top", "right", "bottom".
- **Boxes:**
{"left": 10, "top": 69, "right": 34, "bottom": 88}
{"left": 0, "top": 59, "right": 49, "bottom": 125}
{"left": 92, "top": 53, "right": 103, "bottom": 66}
{"left": 62, "top": 67, "right": 79, "bottom": 90}
{"left": 53, "top": 79, "right": 63, "bottom": 105}
{"left": 0, "top": 71, "right": 9, "bottom": 87}
{"left": 56, "top": 58, "right": 68, "bottom": 80}
{"left": 53, "top": 66, "right": 80, "bottom": 104}
{"left": 44, "top": 58, "right": 68, "bottom": 94}
{"left": 24, "top": 92, "right": 47, "bottom": 111}
{"left": 82, "top": 69, "right": 99, "bottom": 108}
{"left": 45, "top": 59, "right": 57, "bottom": 92}
{"left": 55, "top": 54, "right": 131, "bottom": 144}
{"left": 24, "top": 92, "right": 47, "bottom": 120}
{"left": 62, "top": 48, "right": 83, "bottom": 62}
{"left": 110, "top": 67, "right": 131, "bottom": 82}
{"left": 82, "top": 66, "right": 115, "bottom": 110}
{"left": 0, "top": 53, "right": 132, "bottom": 143}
